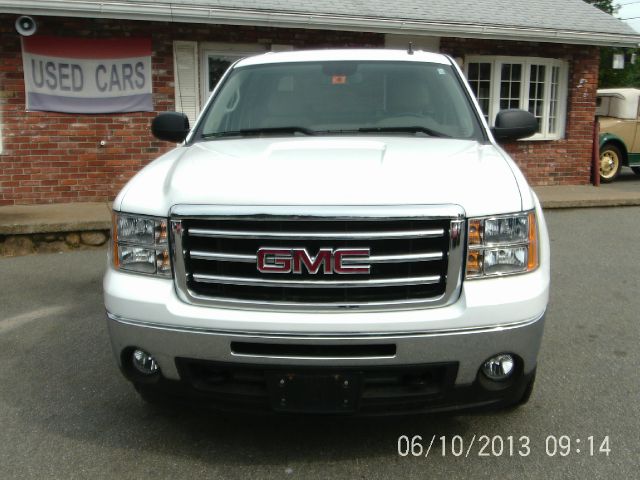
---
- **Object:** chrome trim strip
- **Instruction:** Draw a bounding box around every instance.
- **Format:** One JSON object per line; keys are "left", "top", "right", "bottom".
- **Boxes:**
{"left": 190, "top": 251, "right": 255, "bottom": 262}
{"left": 468, "top": 241, "right": 529, "bottom": 250}
{"left": 171, "top": 204, "right": 465, "bottom": 220}
{"left": 106, "top": 310, "right": 545, "bottom": 339}
{"left": 192, "top": 273, "right": 441, "bottom": 288}
{"left": 229, "top": 353, "right": 396, "bottom": 360}
{"left": 467, "top": 210, "right": 533, "bottom": 222}
{"left": 172, "top": 291, "right": 446, "bottom": 309}
{"left": 188, "top": 227, "right": 445, "bottom": 240}
{"left": 369, "top": 252, "right": 443, "bottom": 263}
{"left": 189, "top": 250, "right": 443, "bottom": 264}
{"left": 443, "top": 218, "right": 465, "bottom": 305}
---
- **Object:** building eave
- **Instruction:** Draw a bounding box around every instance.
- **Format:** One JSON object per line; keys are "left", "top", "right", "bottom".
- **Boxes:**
{"left": 2, "top": 0, "right": 640, "bottom": 48}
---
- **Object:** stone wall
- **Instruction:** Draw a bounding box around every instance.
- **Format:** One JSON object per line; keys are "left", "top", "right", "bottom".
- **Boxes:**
{"left": 0, "top": 230, "right": 109, "bottom": 256}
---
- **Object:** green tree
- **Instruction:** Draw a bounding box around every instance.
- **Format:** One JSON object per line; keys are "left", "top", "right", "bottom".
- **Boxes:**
{"left": 598, "top": 48, "right": 640, "bottom": 87}
{"left": 584, "top": 0, "right": 640, "bottom": 87}
{"left": 584, "top": 0, "right": 616, "bottom": 15}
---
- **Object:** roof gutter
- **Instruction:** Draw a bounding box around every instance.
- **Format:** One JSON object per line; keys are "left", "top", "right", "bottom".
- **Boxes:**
{"left": 2, "top": 0, "right": 640, "bottom": 48}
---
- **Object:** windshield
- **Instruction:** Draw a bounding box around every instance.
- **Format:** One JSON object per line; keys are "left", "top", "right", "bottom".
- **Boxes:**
{"left": 198, "top": 60, "right": 484, "bottom": 141}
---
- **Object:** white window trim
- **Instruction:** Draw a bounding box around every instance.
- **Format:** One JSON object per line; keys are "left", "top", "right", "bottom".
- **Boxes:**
{"left": 465, "top": 55, "right": 569, "bottom": 141}
{"left": 199, "top": 42, "right": 268, "bottom": 106}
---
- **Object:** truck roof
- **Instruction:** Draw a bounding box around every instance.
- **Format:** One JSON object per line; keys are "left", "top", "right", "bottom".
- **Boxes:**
{"left": 235, "top": 49, "right": 452, "bottom": 67}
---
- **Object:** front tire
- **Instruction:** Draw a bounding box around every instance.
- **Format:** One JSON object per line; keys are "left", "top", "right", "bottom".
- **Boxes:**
{"left": 599, "top": 144, "right": 622, "bottom": 183}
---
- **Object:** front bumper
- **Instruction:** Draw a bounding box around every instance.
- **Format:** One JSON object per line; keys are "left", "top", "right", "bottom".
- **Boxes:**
{"left": 107, "top": 311, "right": 544, "bottom": 414}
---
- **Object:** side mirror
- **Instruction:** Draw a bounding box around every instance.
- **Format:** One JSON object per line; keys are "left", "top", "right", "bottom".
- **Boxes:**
{"left": 151, "top": 112, "right": 190, "bottom": 143}
{"left": 491, "top": 109, "right": 538, "bottom": 141}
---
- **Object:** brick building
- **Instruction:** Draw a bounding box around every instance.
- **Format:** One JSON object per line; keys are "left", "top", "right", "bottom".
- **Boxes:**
{"left": 0, "top": 0, "right": 638, "bottom": 206}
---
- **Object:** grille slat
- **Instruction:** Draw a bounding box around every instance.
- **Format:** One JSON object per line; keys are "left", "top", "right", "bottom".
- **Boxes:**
{"left": 172, "top": 210, "right": 463, "bottom": 309}
{"left": 190, "top": 251, "right": 256, "bottom": 262}
{"left": 192, "top": 273, "right": 441, "bottom": 288}
{"left": 189, "top": 250, "right": 444, "bottom": 264}
{"left": 188, "top": 227, "right": 445, "bottom": 240}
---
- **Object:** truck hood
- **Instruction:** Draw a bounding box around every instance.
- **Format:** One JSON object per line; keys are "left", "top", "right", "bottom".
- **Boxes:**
{"left": 117, "top": 137, "right": 524, "bottom": 218}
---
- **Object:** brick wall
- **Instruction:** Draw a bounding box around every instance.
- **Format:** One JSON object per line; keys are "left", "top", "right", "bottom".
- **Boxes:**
{"left": 441, "top": 37, "right": 599, "bottom": 186}
{"left": 0, "top": 15, "right": 599, "bottom": 206}
{"left": 0, "top": 14, "right": 382, "bottom": 205}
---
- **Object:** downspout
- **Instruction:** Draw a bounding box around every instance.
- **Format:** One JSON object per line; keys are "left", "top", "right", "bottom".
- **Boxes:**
{"left": 592, "top": 119, "right": 600, "bottom": 186}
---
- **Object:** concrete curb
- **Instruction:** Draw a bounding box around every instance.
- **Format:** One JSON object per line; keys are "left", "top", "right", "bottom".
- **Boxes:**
{"left": 534, "top": 181, "right": 640, "bottom": 210}
{"left": 0, "top": 202, "right": 112, "bottom": 236}
{"left": 0, "top": 220, "right": 112, "bottom": 235}
{"left": 541, "top": 198, "right": 640, "bottom": 209}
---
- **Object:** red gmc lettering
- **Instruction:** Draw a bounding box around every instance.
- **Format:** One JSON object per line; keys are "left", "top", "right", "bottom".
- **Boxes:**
{"left": 292, "top": 248, "right": 332, "bottom": 274}
{"left": 256, "top": 248, "right": 370, "bottom": 274}
{"left": 256, "top": 248, "right": 292, "bottom": 273}
{"left": 333, "top": 249, "right": 371, "bottom": 274}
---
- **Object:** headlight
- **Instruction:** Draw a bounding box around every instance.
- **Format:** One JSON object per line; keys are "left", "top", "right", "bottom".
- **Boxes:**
{"left": 111, "top": 213, "right": 171, "bottom": 277}
{"left": 466, "top": 211, "right": 538, "bottom": 279}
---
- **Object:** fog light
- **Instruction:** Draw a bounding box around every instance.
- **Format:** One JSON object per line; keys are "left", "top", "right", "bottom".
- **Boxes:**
{"left": 132, "top": 349, "right": 159, "bottom": 375}
{"left": 482, "top": 354, "right": 515, "bottom": 381}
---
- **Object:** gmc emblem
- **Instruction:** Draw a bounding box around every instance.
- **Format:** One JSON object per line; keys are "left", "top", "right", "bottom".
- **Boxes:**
{"left": 256, "top": 248, "right": 370, "bottom": 274}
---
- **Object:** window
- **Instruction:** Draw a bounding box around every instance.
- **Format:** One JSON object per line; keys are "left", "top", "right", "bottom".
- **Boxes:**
{"left": 198, "top": 61, "right": 484, "bottom": 141}
{"left": 173, "top": 42, "right": 272, "bottom": 126}
{"left": 199, "top": 43, "right": 268, "bottom": 106}
{"left": 465, "top": 56, "right": 568, "bottom": 140}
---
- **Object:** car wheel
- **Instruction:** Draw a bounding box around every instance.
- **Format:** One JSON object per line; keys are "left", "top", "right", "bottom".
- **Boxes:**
{"left": 632, "top": 167, "right": 640, "bottom": 176}
{"left": 599, "top": 144, "right": 622, "bottom": 183}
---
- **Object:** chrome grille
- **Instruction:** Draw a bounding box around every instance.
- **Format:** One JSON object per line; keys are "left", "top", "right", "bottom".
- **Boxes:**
{"left": 171, "top": 205, "right": 465, "bottom": 310}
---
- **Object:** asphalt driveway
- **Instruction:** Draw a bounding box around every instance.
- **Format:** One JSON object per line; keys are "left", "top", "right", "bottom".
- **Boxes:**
{"left": 0, "top": 207, "right": 638, "bottom": 479}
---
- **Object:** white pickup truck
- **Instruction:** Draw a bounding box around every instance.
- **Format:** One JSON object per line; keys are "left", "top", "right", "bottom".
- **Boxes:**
{"left": 103, "top": 49, "right": 550, "bottom": 414}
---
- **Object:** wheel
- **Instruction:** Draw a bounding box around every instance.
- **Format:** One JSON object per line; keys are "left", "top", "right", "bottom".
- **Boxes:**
{"left": 632, "top": 166, "right": 640, "bottom": 176}
{"left": 599, "top": 144, "right": 622, "bottom": 183}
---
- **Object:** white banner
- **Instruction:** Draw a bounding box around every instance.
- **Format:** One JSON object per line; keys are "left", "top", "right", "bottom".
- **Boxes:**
{"left": 21, "top": 36, "right": 153, "bottom": 113}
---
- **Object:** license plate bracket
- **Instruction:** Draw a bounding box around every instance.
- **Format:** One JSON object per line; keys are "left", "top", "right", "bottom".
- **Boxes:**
{"left": 266, "top": 371, "right": 361, "bottom": 413}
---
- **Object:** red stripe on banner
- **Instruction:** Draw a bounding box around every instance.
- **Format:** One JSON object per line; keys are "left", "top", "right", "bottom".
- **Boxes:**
{"left": 22, "top": 36, "right": 151, "bottom": 59}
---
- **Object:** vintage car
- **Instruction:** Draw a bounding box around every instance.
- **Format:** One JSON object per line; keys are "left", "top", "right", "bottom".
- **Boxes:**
{"left": 597, "top": 88, "right": 640, "bottom": 182}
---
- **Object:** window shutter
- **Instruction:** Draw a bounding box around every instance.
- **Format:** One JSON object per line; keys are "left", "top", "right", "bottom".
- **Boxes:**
{"left": 173, "top": 41, "right": 199, "bottom": 126}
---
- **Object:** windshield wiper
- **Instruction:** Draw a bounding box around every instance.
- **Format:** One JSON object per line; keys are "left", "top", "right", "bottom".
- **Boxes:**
{"left": 202, "top": 126, "right": 317, "bottom": 138}
{"left": 357, "top": 126, "right": 451, "bottom": 138}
